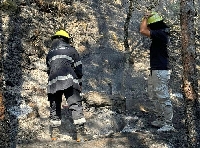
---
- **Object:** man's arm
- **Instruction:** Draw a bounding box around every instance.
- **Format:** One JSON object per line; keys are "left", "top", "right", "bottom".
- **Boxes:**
{"left": 73, "top": 50, "right": 83, "bottom": 81}
{"left": 140, "top": 18, "right": 150, "bottom": 37}
{"left": 140, "top": 13, "right": 153, "bottom": 37}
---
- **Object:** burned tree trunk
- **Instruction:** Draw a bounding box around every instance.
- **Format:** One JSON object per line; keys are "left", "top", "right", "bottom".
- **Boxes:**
{"left": 0, "top": 9, "right": 10, "bottom": 147}
{"left": 0, "top": 49, "right": 10, "bottom": 147}
{"left": 124, "top": 0, "right": 134, "bottom": 51}
{"left": 180, "top": 0, "right": 199, "bottom": 147}
{"left": 122, "top": 0, "right": 134, "bottom": 97}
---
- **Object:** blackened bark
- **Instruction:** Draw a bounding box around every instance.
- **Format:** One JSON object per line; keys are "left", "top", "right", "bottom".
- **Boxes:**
{"left": 0, "top": 39, "right": 10, "bottom": 147}
{"left": 180, "top": 0, "right": 199, "bottom": 147}
{"left": 124, "top": 0, "right": 134, "bottom": 51}
{"left": 0, "top": 8, "right": 11, "bottom": 147}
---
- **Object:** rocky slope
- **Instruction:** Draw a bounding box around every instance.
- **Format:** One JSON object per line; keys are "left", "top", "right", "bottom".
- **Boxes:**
{"left": 0, "top": 0, "right": 200, "bottom": 148}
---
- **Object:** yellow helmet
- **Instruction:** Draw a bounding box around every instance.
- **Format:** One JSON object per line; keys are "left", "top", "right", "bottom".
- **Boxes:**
{"left": 147, "top": 12, "right": 163, "bottom": 25}
{"left": 52, "top": 30, "right": 71, "bottom": 39}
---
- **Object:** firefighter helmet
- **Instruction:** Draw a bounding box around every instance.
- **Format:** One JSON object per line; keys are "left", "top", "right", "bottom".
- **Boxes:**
{"left": 52, "top": 30, "right": 71, "bottom": 40}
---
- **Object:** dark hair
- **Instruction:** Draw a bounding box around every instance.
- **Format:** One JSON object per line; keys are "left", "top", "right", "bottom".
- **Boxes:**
{"left": 148, "top": 20, "right": 169, "bottom": 30}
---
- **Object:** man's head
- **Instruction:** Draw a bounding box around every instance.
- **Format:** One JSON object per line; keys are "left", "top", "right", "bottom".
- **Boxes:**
{"left": 147, "top": 12, "right": 168, "bottom": 30}
{"left": 147, "top": 11, "right": 163, "bottom": 25}
{"left": 51, "top": 30, "right": 71, "bottom": 43}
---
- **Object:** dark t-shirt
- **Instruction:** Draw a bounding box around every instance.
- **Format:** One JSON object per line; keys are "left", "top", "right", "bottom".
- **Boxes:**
{"left": 150, "top": 29, "right": 169, "bottom": 70}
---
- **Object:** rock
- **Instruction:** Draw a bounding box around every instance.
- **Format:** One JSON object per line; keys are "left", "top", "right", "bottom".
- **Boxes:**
{"left": 83, "top": 91, "right": 126, "bottom": 113}
{"left": 110, "top": 95, "right": 126, "bottom": 113}
{"left": 82, "top": 91, "right": 112, "bottom": 107}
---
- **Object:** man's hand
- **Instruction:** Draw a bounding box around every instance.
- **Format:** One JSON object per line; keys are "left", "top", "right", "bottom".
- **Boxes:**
{"left": 144, "top": 12, "right": 154, "bottom": 19}
{"left": 140, "top": 12, "right": 152, "bottom": 37}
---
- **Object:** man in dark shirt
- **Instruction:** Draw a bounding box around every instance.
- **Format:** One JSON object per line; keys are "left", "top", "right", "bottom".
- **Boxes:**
{"left": 140, "top": 12, "right": 174, "bottom": 132}
{"left": 46, "top": 30, "right": 88, "bottom": 141}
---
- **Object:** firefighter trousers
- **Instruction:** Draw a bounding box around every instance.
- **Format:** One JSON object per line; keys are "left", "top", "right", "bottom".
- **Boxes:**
{"left": 48, "top": 86, "right": 86, "bottom": 125}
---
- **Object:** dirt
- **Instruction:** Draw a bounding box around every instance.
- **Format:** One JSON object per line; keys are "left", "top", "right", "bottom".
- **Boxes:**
{"left": 15, "top": 91, "right": 188, "bottom": 148}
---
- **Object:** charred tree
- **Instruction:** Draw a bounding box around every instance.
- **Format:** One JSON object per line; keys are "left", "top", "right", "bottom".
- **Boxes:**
{"left": 0, "top": 40, "right": 10, "bottom": 147}
{"left": 122, "top": 0, "right": 134, "bottom": 97}
{"left": 180, "top": 0, "right": 199, "bottom": 147}
{"left": 124, "top": 0, "right": 134, "bottom": 51}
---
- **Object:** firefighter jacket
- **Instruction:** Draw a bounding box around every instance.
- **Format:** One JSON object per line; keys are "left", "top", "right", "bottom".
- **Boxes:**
{"left": 46, "top": 38, "right": 82, "bottom": 94}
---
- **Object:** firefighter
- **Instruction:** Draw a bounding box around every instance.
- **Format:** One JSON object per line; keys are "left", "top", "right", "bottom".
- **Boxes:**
{"left": 46, "top": 30, "right": 88, "bottom": 141}
{"left": 140, "top": 12, "right": 175, "bottom": 132}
